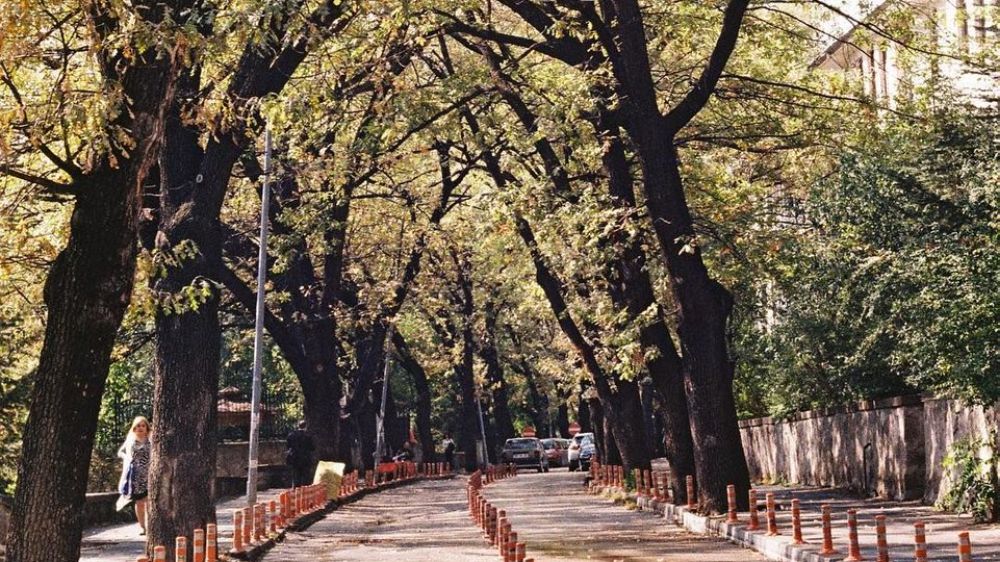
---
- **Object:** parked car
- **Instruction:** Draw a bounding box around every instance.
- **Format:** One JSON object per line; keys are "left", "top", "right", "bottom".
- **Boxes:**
{"left": 567, "top": 432, "right": 594, "bottom": 471}
{"left": 541, "top": 438, "right": 567, "bottom": 467}
{"left": 501, "top": 437, "right": 550, "bottom": 472}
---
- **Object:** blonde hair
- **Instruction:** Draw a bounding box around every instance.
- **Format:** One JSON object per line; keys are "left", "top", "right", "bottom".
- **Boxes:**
{"left": 123, "top": 416, "right": 150, "bottom": 455}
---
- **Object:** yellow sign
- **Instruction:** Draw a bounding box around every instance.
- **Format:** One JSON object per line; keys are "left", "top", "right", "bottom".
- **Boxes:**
{"left": 313, "top": 461, "right": 346, "bottom": 499}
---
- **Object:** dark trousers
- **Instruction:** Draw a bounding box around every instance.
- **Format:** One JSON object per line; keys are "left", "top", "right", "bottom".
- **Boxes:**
{"left": 292, "top": 464, "right": 312, "bottom": 487}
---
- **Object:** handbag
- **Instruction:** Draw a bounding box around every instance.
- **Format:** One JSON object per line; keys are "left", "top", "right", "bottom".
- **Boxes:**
{"left": 118, "top": 463, "right": 133, "bottom": 497}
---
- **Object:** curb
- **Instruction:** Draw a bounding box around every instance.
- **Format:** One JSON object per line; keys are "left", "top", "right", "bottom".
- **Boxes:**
{"left": 225, "top": 474, "right": 455, "bottom": 561}
{"left": 589, "top": 484, "right": 837, "bottom": 562}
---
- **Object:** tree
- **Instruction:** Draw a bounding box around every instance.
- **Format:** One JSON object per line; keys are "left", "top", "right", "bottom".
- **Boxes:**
{"left": 145, "top": 1, "right": 350, "bottom": 555}
{"left": 1, "top": 0, "right": 193, "bottom": 557}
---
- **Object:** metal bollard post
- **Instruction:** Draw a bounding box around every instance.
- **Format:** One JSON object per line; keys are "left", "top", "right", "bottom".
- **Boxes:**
{"left": 231, "top": 510, "right": 244, "bottom": 553}
{"left": 913, "top": 521, "right": 927, "bottom": 562}
{"left": 748, "top": 489, "right": 760, "bottom": 531}
{"left": 844, "top": 509, "right": 865, "bottom": 562}
{"left": 958, "top": 531, "right": 973, "bottom": 562}
{"left": 206, "top": 523, "right": 218, "bottom": 562}
{"left": 875, "top": 515, "right": 889, "bottom": 562}
{"left": 765, "top": 493, "right": 779, "bottom": 536}
{"left": 726, "top": 484, "right": 738, "bottom": 523}
{"left": 791, "top": 498, "right": 805, "bottom": 544}
{"left": 175, "top": 536, "right": 188, "bottom": 562}
{"left": 820, "top": 504, "right": 837, "bottom": 555}
{"left": 193, "top": 529, "right": 205, "bottom": 562}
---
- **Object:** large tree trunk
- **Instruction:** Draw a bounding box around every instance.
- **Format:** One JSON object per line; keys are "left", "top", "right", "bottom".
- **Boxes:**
{"left": 505, "top": 329, "right": 548, "bottom": 433}
{"left": 455, "top": 256, "right": 481, "bottom": 471}
{"left": 594, "top": 109, "right": 696, "bottom": 503}
{"left": 4, "top": 4, "right": 180, "bottom": 558}
{"left": 480, "top": 303, "right": 516, "bottom": 443}
{"left": 392, "top": 331, "right": 435, "bottom": 462}
{"left": 148, "top": 100, "right": 233, "bottom": 553}
{"left": 610, "top": 0, "right": 751, "bottom": 512}
{"left": 577, "top": 385, "right": 593, "bottom": 433}
{"left": 556, "top": 401, "right": 570, "bottom": 438}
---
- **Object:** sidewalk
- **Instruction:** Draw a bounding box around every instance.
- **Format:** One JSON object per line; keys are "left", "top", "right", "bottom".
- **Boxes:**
{"left": 736, "top": 484, "right": 1000, "bottom": 561}
{"left": 80, "top": 490, "right": 286, "bottom": 562}
{"left": 599, "top": 463, "right": 1000, "bottom": 562}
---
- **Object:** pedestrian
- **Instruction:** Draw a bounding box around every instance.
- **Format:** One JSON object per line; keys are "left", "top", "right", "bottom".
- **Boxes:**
{"left": 116, "top": 416, "right": 151, "bottom": 535}
{"left": 286, "top": 420, "right": 315, "bottom": 487}
{"left": 443, "top": 435, "right": 456, "bottom": 469}
{"left": 397, "top": 440, "right": 414, "bottom": 461}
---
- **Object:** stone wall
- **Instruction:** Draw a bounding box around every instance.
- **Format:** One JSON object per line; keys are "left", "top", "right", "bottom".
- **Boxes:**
{"left": 216, "top": 439, "right": 287, "bottom": 478}
{"left": 740, "top": 395, "right": 997, "bottom": 503}
{"left": 922, "top": 398, "right": 999, "bottom": 504}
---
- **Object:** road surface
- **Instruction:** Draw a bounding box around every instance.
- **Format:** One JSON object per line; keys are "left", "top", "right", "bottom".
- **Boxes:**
{"left": 264, "top": 468, "right": 766, "bottom": 561}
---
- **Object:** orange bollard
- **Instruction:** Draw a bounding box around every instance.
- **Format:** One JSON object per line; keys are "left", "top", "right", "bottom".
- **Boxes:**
{"left": 844, "top": 509, "right": 865, "bottom": 562}
{"left": 153, "top": 546, "right": 167, "bottom": 562}
{"left": 958, "top": 531, "right": 973, "bottom": 562}
{"left": 820, "top": 504, "right": 837, "bottom": 555}
{"left": 644, "top": 470, "right": 652, "bottom": 499}
{"left": 231, "top": 509, "right": 244, "bottom": 553}
{"left": 748, "top": 489, "right": 760, "bottom": 531}
{"left": 242, "top": 506, "right": 252, "bottom": 546}
{"left": 269, "top": 500, "right": 277, "bottom": 533}
{"left": 791, "top": 498, "right": 805, "bottom": 544}
{"left": 686, "top": 475, "right": 696, "bottom": 510}
{"left": 176, "top": 536, "right": 188, "bottom": 562}
{"left": 193, "top": 529, "right": 205, "bottom": 562}
{"left": 765, "top": 493, "right": 779, "bottom": 536}
{"left": 505, "top": 532, "right": 516, "bottom": 562}
{"left": 206, "top": 523, "right": 218, "bottom": 562}
{"left": 913, "top": 521, "right": 927, "bottom": 562}
{"left": 254, "top": 503, "right": 264, "bottom": 542}
{"left": 516, "top": 542, "right": 526, "bottom": 562}
{"left": 726, "top": 484, "right": 738, "bottom": 523}
{"left": 875, "top": 515, "right": 889, "bottom": 562}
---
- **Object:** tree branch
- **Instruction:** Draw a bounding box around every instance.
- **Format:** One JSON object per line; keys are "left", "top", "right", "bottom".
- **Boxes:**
{"left": 661, "top": 0, "right": 751, "bottom": 135}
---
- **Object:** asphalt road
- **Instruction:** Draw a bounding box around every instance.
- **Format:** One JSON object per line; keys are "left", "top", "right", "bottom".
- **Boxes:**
{"left": 263, "top": 468, "right": 767, "bottom": 561}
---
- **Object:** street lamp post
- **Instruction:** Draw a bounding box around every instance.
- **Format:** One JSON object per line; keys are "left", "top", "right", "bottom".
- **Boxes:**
{"left": 246, "top": 129, "right": 272, "bottom": 505}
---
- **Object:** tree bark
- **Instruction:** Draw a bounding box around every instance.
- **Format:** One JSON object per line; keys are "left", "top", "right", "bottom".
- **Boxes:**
{"left": 480, "top": 303, "right": 516, "bottom": 443}
{"left": 454, "top": 253, "right": 481, "bottom": 471}
{"left": 392, "top": 331, "right": 436, "bottom": 462}
{"left": 4, "top": 3, "right": 181, "bottom": 558}
{"left": 595, "top": 115, "right": 695, "bottom": 503}
{"left": 609, "top": 0, "right": 752, "bottom": 512}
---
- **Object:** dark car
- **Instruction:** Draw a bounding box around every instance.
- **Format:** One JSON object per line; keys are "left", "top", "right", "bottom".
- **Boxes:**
{"left": 501, "top": 437, "right": 550, "bottom": 472}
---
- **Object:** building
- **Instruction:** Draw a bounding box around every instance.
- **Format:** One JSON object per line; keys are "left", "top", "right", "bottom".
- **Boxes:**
{"left": 812, "top": 0, "right": 998, "bottom": 104}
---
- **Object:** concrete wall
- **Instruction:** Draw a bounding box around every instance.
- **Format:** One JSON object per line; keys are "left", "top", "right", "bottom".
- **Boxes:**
{"left": 922, "top": 398, "right": 999, "bottom": 505}
{"left": 216, "top": 439, "right": 286, "bottom": 478}
{"left": 740, "top": 395, "right": 997, "bottom": 503}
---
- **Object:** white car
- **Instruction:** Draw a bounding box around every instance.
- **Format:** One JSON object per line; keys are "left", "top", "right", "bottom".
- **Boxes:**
{"left": 567, "top": 432, "right": 595, "bottom": 471}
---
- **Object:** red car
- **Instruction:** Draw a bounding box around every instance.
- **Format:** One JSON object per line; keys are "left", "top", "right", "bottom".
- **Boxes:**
{"left": 541, "top": 438, "right": 569, "bottom": 467}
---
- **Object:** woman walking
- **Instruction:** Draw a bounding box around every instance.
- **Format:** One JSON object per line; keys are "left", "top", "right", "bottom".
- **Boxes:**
{"left": 117, "top": 416, "right": 151, "bottom": 535}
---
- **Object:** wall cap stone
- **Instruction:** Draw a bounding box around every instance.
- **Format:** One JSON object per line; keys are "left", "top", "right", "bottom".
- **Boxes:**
{"left": 739, "top": 393, "right": 928, "bottom": 428}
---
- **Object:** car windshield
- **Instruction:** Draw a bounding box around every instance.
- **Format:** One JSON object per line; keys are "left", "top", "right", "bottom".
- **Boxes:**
{"left": 505, "top": 439, "right": 537, "bottom": 450}
{"left": 541, "top": 439, "right": 556, "bottom": 449}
